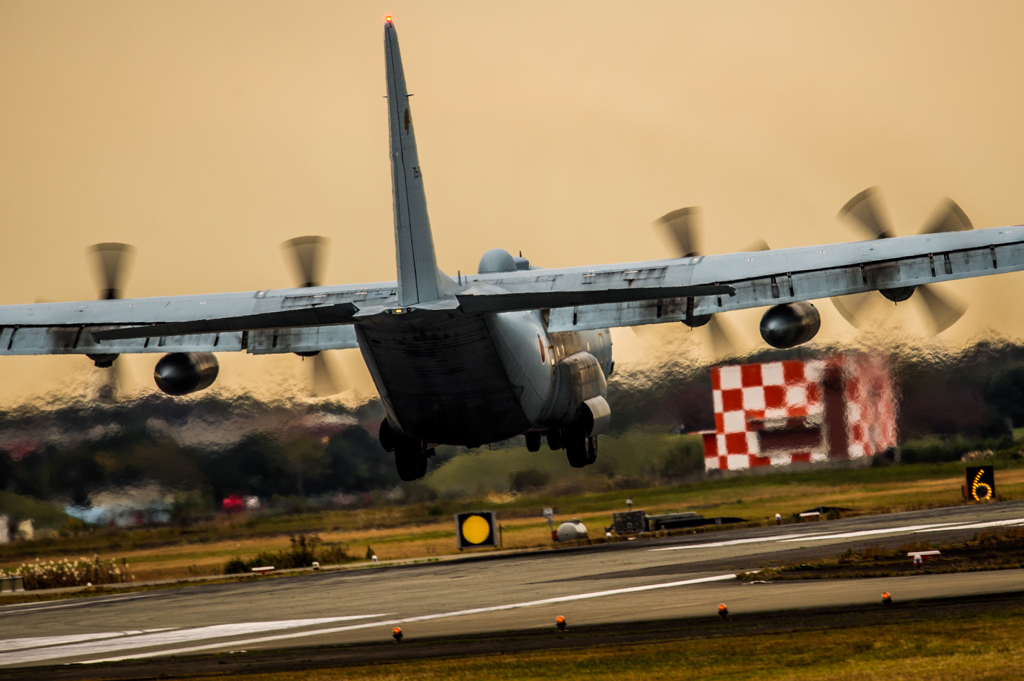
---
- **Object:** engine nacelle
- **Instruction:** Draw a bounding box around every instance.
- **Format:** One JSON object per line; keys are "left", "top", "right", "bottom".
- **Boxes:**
{"left": 154, "top": 352, "right": 219, "bottom": 396}
{"left": 543, "top": 351, "right": 610, "bottom": 435}
{"left": 880, "top": 286, "right": 915, "bottom": 303}
{"left": 759, "top": 302, "right": 821, "bottom": 349}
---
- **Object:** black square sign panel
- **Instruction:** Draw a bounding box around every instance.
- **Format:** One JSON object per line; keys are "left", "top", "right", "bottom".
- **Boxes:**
{"left": 966, "top": 465, "right": 995, "bottom": 501}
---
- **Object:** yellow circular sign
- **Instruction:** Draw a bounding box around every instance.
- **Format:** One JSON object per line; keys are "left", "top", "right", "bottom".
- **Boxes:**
{"left": 461, "top": 515, "right": 491, "bottom": 544}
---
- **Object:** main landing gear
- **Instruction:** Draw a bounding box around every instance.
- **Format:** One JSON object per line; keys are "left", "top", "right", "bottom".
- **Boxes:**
{"left": 545, "top": 425, "right": 597, "bottom": 469}
{"left": 379, "top": 419, "right": 434, "bottom": 482}
{"left": 394, "top": 438, "right": 434, "bottom": 482}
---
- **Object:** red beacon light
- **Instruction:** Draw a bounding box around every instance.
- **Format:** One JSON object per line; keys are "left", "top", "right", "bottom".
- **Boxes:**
{"left": 385, "top": 16, "right": 393, "bottom": 22}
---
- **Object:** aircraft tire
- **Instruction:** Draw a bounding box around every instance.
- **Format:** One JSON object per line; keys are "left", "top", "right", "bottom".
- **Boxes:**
{"left": 547, "top": 429, "right": 563, "bottom": 450}
{"left": 394, "top": 439, "right": 428, "bottom": 481}
{"left": 586, "top": 436, "right": 597, "bottom": 465}
{"left": 565, "top": 426, "right": 589, "bottom": 468}
{"left": 525, "top": 432, "right": 542, "bottom": 452}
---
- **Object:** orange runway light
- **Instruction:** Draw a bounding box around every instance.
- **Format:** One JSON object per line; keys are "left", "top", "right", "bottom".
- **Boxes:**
{"left": 392, "top": 626, "right": 403, "bottom": 642}
{"left": 556, "top": 615, "right": 567, "bottom": 631}
{"left": 718, "top": 603, "right": 728, "bottom": 618}
{"left": 882, "top": 592, "right": 892, "bottom": 606}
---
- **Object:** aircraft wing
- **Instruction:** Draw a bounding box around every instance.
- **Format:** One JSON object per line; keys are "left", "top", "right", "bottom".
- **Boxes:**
{"left": 459, "top": 225, "right": 1024, "bottom": 332}
{"left": 0, "top": 284, "right": 394, "bottom": 356}
{"left": 0, "top": 225, "right": 1021, "bottom": 358}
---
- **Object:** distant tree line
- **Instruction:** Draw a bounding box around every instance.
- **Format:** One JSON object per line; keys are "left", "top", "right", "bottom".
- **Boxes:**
{"left": 4, "top": 338, "right": 1024, "bottom": 509}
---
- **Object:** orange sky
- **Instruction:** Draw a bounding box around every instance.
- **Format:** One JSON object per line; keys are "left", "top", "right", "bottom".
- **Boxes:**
{"left": 2, "top": 1, "right": 1024, "bottom": 403}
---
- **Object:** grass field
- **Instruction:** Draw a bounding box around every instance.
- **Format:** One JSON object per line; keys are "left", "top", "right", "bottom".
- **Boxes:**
{"left": 4, "top": 460, "right": 1024, "bottom": 582}
{"left": 207, "top": 604, "right": 1024, "bottom": 680}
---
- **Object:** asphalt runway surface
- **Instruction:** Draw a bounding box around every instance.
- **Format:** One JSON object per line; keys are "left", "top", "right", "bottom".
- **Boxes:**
{"left": 2, "top": 500, "right": 1024, "bottom": 673}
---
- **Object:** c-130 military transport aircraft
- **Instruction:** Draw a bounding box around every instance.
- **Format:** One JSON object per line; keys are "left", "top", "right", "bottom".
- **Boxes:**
{"left": 2, "top": 18, "right": 1024, "bottom": 481}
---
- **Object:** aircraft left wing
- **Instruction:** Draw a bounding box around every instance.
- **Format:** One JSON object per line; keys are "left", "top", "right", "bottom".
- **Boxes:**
{"left": 0, "top": 283, "right": 394, "bottom": 356}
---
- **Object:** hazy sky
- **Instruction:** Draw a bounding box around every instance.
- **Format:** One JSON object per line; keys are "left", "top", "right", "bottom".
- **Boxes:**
{"left": 2, "top": 1, "right": 1024, "bottom": 403}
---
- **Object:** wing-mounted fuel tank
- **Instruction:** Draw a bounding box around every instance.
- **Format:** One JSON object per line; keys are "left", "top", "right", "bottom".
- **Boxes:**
{"left": 154, "top": 352, "right": 219, "bottom": 396}
{"left": 759, "top": 302, "right": 821, "bottom": 349}
{"left": 542, "top": 351, "right": 611, "bottom": 437}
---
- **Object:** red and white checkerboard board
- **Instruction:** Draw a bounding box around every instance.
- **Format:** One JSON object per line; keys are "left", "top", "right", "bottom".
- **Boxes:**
{"left": 703, "top": 354, "right": 897, "bottom": 471}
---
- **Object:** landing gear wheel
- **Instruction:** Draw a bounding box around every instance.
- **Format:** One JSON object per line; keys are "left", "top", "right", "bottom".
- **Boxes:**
{"left": 586, "top": 436, "right": 597, "bottom": 465}
{"left": 547, "top": 428, "right": 563, "bottom": 451}
{"left": 395, "top": 439, "right": 428, "bottom": 481}
{"left": 564, "top": 426, "right": 589, "bottom": 468}
{"left": 525, "top": 432, "right": 542, "bottom": 452}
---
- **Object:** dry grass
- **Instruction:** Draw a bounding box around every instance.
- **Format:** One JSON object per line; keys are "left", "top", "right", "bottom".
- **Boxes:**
{"left": 7, "top": 467, "right": 1024, "bottom": 582}
{"left": 211, "top": 606, "right": 1024, "bottom": 680}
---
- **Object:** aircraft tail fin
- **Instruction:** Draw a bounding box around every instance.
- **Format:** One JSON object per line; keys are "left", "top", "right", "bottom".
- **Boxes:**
{"left": 384, "top": 19, "right": 454, "bottom": 306}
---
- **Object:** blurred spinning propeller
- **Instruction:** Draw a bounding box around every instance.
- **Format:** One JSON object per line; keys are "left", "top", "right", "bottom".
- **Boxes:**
{"left": 87, "top": 242, "right": 135, "bottom": 400}
{"left": 831, "top": 188, "right": 970, "bottom": 334}
{"left": 281, "top": 236, "right": 343, "bottom": 397}
{"left": 650, "top": 207, "right": 769, "bottom": 358}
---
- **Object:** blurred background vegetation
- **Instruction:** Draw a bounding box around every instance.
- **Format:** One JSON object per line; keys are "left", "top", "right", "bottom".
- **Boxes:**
{"left": 3, "top": 338, "right": 1024, "bottom": 535}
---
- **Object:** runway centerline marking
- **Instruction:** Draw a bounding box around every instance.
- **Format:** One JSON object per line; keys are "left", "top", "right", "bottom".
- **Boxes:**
{"left": 82, "top": 573, "right": 737, "bottom": 665}
{"left": 0, "top": 615, "right": 388, "bottom": 667}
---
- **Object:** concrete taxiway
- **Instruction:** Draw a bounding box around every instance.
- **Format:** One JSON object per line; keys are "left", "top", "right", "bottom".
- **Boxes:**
{"left": 1, "top": 501, "right": 1023, "bottom": 669}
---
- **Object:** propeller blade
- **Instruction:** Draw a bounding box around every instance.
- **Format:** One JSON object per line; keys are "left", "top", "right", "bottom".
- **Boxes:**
{"left": 916, "top": 284, "right": 968, "bottom": 334}
{"left": 654, "top": 207, "right": 701, "bottom": 258}
{"left": 706, "top": 315, "right": 738, "bottom": 358}
{"left": 831, "top": 293, "right": 878, "bottom": 328}
{"left": 838, "top": 187, "right": 894, "bottom": 240}
{"left": 282, "top": 236, "right": 329, "bottom": 288}
{"left": 88, "top": 243, "right": 134, "bottom": 300}
{"left": 920, "top": 197, "right": 973, "bottom": 235}
{"left": 310, "top": 352, "right": 343, "bottom": 397}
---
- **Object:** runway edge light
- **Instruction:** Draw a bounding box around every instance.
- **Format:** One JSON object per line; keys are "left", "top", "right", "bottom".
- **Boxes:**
{"left": 392, "top": 626, "right": 403, "bottom": 642}
{"left": 556, "top": 615, "right": 567, "bottom": 631}
{"left": 882, "top": 592, "right": 892, "bottom": 606}
{"left": 718, "top": 603, "right": 728, "bottom": 618}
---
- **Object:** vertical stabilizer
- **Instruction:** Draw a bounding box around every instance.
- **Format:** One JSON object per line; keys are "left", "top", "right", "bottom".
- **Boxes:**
{"left": 384, "top": 19, "right": 454, "bottom": 306}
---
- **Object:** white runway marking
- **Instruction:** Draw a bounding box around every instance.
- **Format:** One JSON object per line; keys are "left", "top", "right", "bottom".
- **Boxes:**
{"left": 83, "top": 573, "right": 737, "bottom": 665}
{"left": 649, "top": 533, "right": 822, "bottom": 552}
{"left": 779, "top": 522, "right": 970, "bottom": 542}
{"left": 649, "top": 517, "right": 1024, "bottom": 552}
{"left": 915, "top": 517, "right": 1024, "bottom": 532}
{"left": 0, "top": 630, "right": 173, "bottom": 653}
{"left": 0, "top": 615, "right": 387, "bottom": 666}
{"left": 0, "top": 591, "right": 160, "bottom": 613}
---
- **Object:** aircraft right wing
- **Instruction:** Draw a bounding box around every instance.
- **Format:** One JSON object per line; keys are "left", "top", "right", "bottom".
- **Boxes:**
{"left": 457, "top": 225, "right": 1024, "bottom": 332}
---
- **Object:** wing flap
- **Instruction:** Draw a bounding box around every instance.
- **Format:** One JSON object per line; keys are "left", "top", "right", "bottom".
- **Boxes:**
{"left": 457, "top": 284, "right": 733, "bottom": 314}
{"left": 91, "top": 302, "right": 358, "bottom": 341}
{"left": 0, "top": 327, "right": 244, "bottom": 355}
{"left": 247, "top": 325, "right": 359, "bottom": 354}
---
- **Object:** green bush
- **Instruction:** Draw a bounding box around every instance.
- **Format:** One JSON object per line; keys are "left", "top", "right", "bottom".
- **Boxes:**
{"left": 223, "top": 533, "right": 352, "bottom": 574}
{"left": 659, "top": 438, "right": 705, "bottom": 478}
{"left": 223, "top": 557, "right": 247, "bottom": 574}
{"left": 509, "top": 468, "right": 550, "bottom": 492}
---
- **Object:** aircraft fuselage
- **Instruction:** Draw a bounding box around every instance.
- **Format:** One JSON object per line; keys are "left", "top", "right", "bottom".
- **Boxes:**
{"left": 357, "top": 311, "right": 612, "bottom": 446}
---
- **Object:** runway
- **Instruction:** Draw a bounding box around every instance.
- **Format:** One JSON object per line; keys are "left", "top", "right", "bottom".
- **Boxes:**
{"left": 2, "top": 501, "right": 1023, "bottom": 670}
